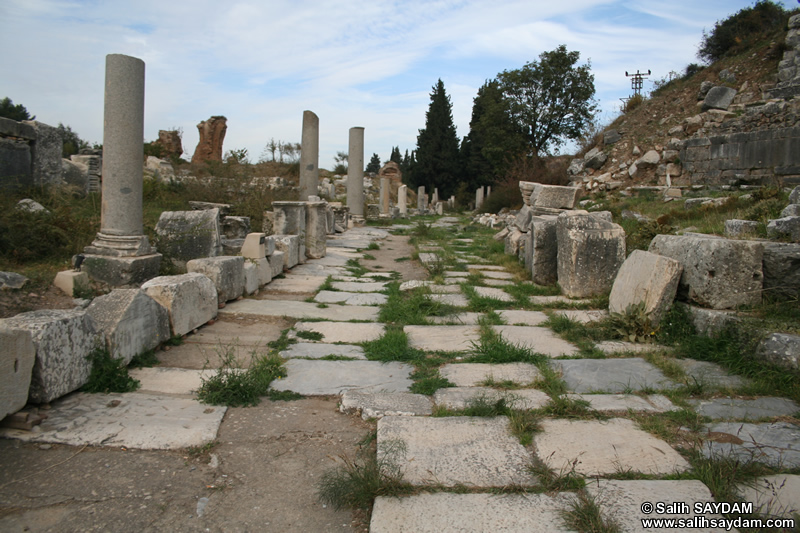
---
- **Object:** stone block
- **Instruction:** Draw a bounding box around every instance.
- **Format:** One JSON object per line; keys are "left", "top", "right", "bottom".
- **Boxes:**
{"left": 80, "top": 253, "right": 162, "bottom": 287}
{"left": 763, "top": 242, "right": 800, "bottom": 300}
{"left": 272, "top": 201, "right": 307, "bottom": 235}
{"left": 636, "top": 150, "right": 661, "bottom": 168}
{"left": 767, "top": 216, "right": 800, "bottom": 241}
{"left": 758, "top": 333, "right": 800, "bottom": 370}
{"left": 154, "top": 208, "right": 221, "bottom": 268}
{"left": 186, "top": 256, "right": 245, "bottom": 304}
{"left": 305, "top": 201, "right": 328, "bottom": 259}
{"left": 530, "top": 215, "right": 559, "bottom": 285}
{"left": 782, "top": 204, "right": 800, "bottom": 217}
{"left": 141, "top": 273, "right": 218, "bottom": 336}
{"left": 514, "top": 205, "right": 533, "bottom": 231}
{"left": 53, "top": 270, "right": 90, "bottom": 297}
{"left": 556, "top": 211, "right": 626, "bottom": 298}
{"left": 724, "top": 219, "right": 760, "bottom": 237}
{"left": 1, "top": 310, "right": 99, "bottom": 404}
{"left": 219, "top": 215, "right": 250, "bottom": 239}
{"left": 273, "top": 235, "right": 301, "bottom": 269}
{"left": 253, "top": 257, "right": 272, "bottom": 286}
{"left": 790, "top": 185, "right": 800, "bottom": 205}
{"left": 678, "top": 303, "right": 738, "bottom": 336}
{"left": 242, "top": 261, "right": 259, "bottom": 295}
{"left": 240, "top": 232, "right": 267, "bottom": 259}
{"left": 583, "top": 147, "right": 607, "bottom": 170}
{"left": 220, "top": 237, "right": 244, "bottom": 255}
{"left": 604, "top": 129, "right": 621, "bottom": 145}
{"left": 268, "top": 250, "right": 285, "bottom": 278}
{"left": 649, "top": 234, "right": 763, "bottom": 309}
{"left": 264, "top": 236, "right": 275, "bottom": 256}
{"left": 86, "top": 289, "right": 171, "bottom": 364}
{"left": 527, "top": 183, "right": 581, "bottom": 210}
{"left": 504, "top": 227, "right": 524, "bottom": 256}
{"left": 0, "top": 326, "right": 35, "bottom": 419}
{"left": 608, "top": 250, "right": 682, "bottom": 325}
{"left": 25, "top": 121, "right": 63, "bottom": 186}
{"left": 702, "top": 86, "right": 737, "bottom": 111}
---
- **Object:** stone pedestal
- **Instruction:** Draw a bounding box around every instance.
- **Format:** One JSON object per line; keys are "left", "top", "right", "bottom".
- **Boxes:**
{"left": 306, "top": 201, "right": 328, "bottom": 259}
{"left": 398, "top": 185, "right": 408, "bottom": 215}
{"left": 299, "top": 110, "right": 319, "bottom": 202}
{"left": 380, "top": 177, "right": 390, "bottom": 214}
{"left": 346, "top": 127, "right": 365, "bottom": 217}
{"left": 272, "top": 201, "right": 307, "bottom": 236}
{"left": 82, "top": 54, "right": 161, "bottom": 286}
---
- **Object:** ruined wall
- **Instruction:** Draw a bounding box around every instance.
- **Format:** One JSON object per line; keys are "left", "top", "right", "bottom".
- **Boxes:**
{"left": 0, "top": 117, "right": 63, "bottom": 189}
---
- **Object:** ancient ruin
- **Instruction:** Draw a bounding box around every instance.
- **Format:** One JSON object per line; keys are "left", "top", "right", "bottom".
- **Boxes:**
{"left": 191, "top": 116, "right": 227, "bottom": 163}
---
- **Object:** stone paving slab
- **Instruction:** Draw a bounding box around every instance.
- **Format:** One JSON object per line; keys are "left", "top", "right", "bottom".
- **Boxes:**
{"left": 266, "top": 276, "right": 326, "bottom": 293}
{"left": 417, "top": 253, "right": 440, "bottom": 265}
{"left": 689, "top": 397, "right": 799, "bottom": 420}
{"left": 271, "top": 360, "right": 413, "bottom": 395}
{"left": 430, "top": 293, "right": 469, "bottom": 307}
{"left": 492, "top": 325, "right": 579, "bottom": 357}
{"left": 279, "top": 342, "right": 366, "bottom": 360}
{"left": 400, "top": 280, "right": 461, "bottom": 292}
{"left": 675, "top": 359, "right": 750, "bottom": 390}
{"left": 0, "top": 392, "right": 226, "bottom": 450}
{"left": 428, "top": 284, "right": 462, "bottom": 294}
{"left": 371, "top": 492, "right": 575, "bottom": 533}
{"left": 330, "top": 281, "right": 388, "bottom": 293}
{"left": 466, "top": 264, "right": 506, "bottom": 271}
{"left": 405, "top": 325, "right": 480, "bottom": 352}
{"left": 182, "top": 319, "right": 285, "bottom": 347}
{"left": 289, "top": 264, "right": 345, "bottom": 278}
{"left": 434, "top": 387, "right": 550, "bottom": 411}
{"left": 535, "top": 418, "right": 690, "bottom": 476}
{"left": 339, "top": 391, "right": 432, "bottom": 419}
{"left": 314, "top": 290, "right": 387, "bottom": 306}
{"left": 553, "top": 358, "right": 679, "bottom": 393}
{"left": 429, "top": 312, "right": 484, "bottom": 325}
{"left": 594, "top": 341, "right": 670, "bottom": 355}
{"left": 553, "top": 310, "right": 609, "bottom": 324}
{"left": 498, "top": 310, "right": 549, "bottom": 326}
{"left": 293, "top": 321, "right": 384, "bottom": 343}
{"left": 738, "top": 474, "right": 800, "bottom": 518}
{"left": 566, "top": 393, "right": 677, "bottom": 413}
{"left": 481, "top": 271, "right": 514, "bottom": 280}
{"left": 702, "top": 422, "right": 800, "bottom": 468}
{"left": 587, "top": 479, "right": 721, "bottom": 532}
{"left": 221, "top": 299, "right": 379, "bottom": 321}
{"left": 473, "top": 286, "right": 514, "bottom": 302}
{"left": 482, "top": 279, "right": 514, "bottom": 287}
{"left": 130, "top": 367, "right": 215, "bottom": 395}
{"left": 443, "top": 271, "right": 469, "bottom": 278}
{"left": 530, "top": 295, "right": 592, "bottom": 305}
{"left": 440, "top": 363, "right": 541, "bottom": 387}
{"left": 377, "top": 416, "right": 533, "bottom": 486}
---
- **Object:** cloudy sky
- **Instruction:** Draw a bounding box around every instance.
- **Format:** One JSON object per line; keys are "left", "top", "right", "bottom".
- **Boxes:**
{"left": 2, "top": 0, "right": 793, "bottom": 169}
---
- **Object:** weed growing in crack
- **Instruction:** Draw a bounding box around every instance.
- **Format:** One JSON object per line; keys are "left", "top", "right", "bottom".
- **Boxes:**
{"left": 561, "top": 490, "right": 621, "bottom": 533}
{"left": 468, "top": 327, "right": 545, "bottom": 365}
{"left": 530, "top": 454, "right": 586, "bottom": 491}
{"left": 81, "top": 346, "right": 140, "bottom": 393}
{"left": 128, "top": 349, "right": 160, "bottom": 368}
{"left": 197, "top": 347, "right": 286, "bottom": 407}
{"left": 296, "top": 330, "right": 324, "bottom": 341}
{"left": 362, "top": 327, "right": 424, "bottom": 362}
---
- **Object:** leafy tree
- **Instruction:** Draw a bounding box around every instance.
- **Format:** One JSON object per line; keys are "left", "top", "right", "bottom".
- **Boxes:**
{"left": 497, "top": 45, "right": 597, "bottom": 156}
{"left": 366, "top": 153, "right": 381, "bottom": 174}
{"left": 411, "top": 79, "right": 462, "bottom": 197}
{"left": 333, "top": 151, "right": 348, "bottom": 174}
{"left": 389, "top": 146, "right": 402, "bottom": 164}
{"left": 58, "top": 123, "right": 89, "bottom": 158}
{"left": 260, "top": 138, "right": 279, "bottom": 162}
{"left": 0, "top": 97, "right": 34, "bottom": 121}
{"left": 698, "top": 0, "right": 787, "bottom": 64}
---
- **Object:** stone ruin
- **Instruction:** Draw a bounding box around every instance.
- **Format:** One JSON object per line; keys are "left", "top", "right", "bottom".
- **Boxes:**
{"left": 153, "top": 129, "right": 183, "bottom": 158}
{"left": 191, "top": 116, "right": 227, "bottom": 163}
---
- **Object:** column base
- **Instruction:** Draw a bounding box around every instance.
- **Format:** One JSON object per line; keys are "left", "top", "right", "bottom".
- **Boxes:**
{"left": 81, "top": 253, "right": 162, "bottom": 287}
{"left": 84, "top": 233, "right": 153, "bottom": 257}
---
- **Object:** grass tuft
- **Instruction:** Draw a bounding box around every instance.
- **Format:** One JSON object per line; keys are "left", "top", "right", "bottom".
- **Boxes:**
{"left": 81, "top": 346, "right": 140, "bottom": 393}
{"left": 197, "top": 347, "right": 286, "bottom": 407}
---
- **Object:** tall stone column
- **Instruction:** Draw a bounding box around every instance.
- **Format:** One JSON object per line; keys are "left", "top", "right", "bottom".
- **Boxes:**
{"left": 346, "top": 127, "right": 365, "bottom": 219}
{"left": 82, "top": 53, "right": 160, "bottom": 286}
{"left": 299, "top": 110, "right": 319, "bottom": 202}
{"left": 476, "top": 187, "right": 485, "bottom": 210}
{"left": 417, "top": 186, "right": 425, "bottom": 212}
{"left": 380, "top": 177, "right": 390, "bottom": 214}
{"left": 398, "top": 185, "right": 407, "bottom": 216}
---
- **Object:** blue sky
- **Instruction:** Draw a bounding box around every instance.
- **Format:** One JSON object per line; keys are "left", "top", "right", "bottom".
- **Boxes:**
{"left": 2, "top": 0, "right": 795, "bottom": 170}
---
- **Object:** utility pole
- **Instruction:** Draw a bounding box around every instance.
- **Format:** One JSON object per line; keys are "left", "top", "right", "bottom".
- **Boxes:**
{"left": 625, "top": 69, "right": 651, "bottom": 96}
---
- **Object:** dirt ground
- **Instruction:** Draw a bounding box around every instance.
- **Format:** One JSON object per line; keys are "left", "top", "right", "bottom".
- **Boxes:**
{"left": 360, "top": 233, "right": 427, "bottom": 280}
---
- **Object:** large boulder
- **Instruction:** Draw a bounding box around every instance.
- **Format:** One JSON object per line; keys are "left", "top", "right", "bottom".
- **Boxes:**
{"left": 649, "top": 235, "right": 763, "bottom": 309}
{"left": 608, "top": 250, "right": 682, "bottom": 325}
{"left": 141, "top": 273, "right": 218, "bottom": 336}
{"left": 702, "top": 86, "right": 737, "bottom": 111}
{"left": 763, "top": 242, "right": 800, "bottom": 301}
{"left": 584, "top": 147, "right": 607, "bottom": 170}
{"left": 514, "top": 205, "right": 533, "bottom": 231}
{"left": 186, "top": 256, "right": 245, "bottom": 305}
{"left": 767, "top": 216, "right": 800, "bottom": 241}
{"left": 154, "top": 208, "right": 222, "bottom": 269}
{"left": 86, "top": 289, "right": 171, "bottom": 364}
{"left": 758, "top": 333, "right": 800, "bottom": 371}
{"left": 529, "top": 216, "right": 559, "bottom": 286}
{"left": 557, "top": 211, "right": 626, "bottom": 298}
{"left": 1, "top": 310, "right": 99, "bottom": 403}
{"left": 0, "top": 326, "right": 35, "bottom": 418}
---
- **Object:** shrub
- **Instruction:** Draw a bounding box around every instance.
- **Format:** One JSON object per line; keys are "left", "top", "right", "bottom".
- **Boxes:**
{"left": 81, "top": 347, "right": 140, "bottom": 393}
{"left": 698, "top": 0, "right": 788, "bottom": 64}
{"left": 622, "top": 93, "right": 644, "bottom": 114}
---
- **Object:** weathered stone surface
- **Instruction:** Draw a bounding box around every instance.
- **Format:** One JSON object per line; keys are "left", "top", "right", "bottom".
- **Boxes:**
{"left": 702, "top": 422, "right": 800, "bottom": 468}
{"left": 52, "top": 270, "right": 89, "bottom": 297}
{"left": 690, "top": 397, "right": 799, "bottom": 421}
{"left": 584, "top": 147, "right": 607, "bottom": 170}
{"left": 223, "top": 300, "right": 379, "bottom": 322}
{"left": 768, "top": 216, "right": 800, "bottom": 241}
{"left": 552, "top": 310, "right": 608, "bottom": 324}
{"left": 553, "top": 358, "right": 678, "bottom": 393}
{"left": 763, "top": 242, "right": 800, "bottom": 300}
{"left": 440, "top": 363, "right": 541, "bottom": 387}
{"left": 155, "top": 209, "right": 222, "bottom": 267}
{"left": 154, "top": 129, "right": 183, "bottom": 158}
{"left": 242, "top": 260, "right": 259, "bottom": 295}
{"left": 293, "top": 321, "right": 384, "bottom": 343}
{"left": 15, "top": 198, "right": 48, "bottom": 214}
{"left": 588, "top": 480, "right": 720, "bottom": 531}
{"left": 267, "top": 250, "right": 284, "bottom": 278}
{"left": 566, "top": 393, "right": 675, "bottom": 413}
{"left": 491, "top": 326, "right": 578, "bottom": 357}
{"left": 535, "top": 418, "right": 690, "bottom": 475}
{"left": 86, "top": 289, "right": 170, "bottom": 364}
{"left": 377, "top": 416, "right": 533, "bottom": 486}
{"left": 434, "top": 387, "right": 550, "bottom": 411}
{"left": 0, "top": 326, "right": 35, "bottom": 419}
{"left": 636, "top": 149, "right": 661, "bottom": 168}
{"left": 529, "top": 215, "right": 559, "bottom": 285}
{"left": 557, "top": 211, "right": 626, "bottom": 298}
{"left": 280, "top": 342, "right": 365, "bottom": 360}
{"left": 1, "top": 310, "right": 99, "bottom": 403}
{"left": 608, "top": 250, "right": 682, "bottom": 325}
{"left": 674, "top": 359, "right": 749, "bottom": 390}
{"left": 758, "top": 333, "right": 800, "bottom": 370}
{"left": 782, "top": 204, "right": 800, "bottom": 217}
{"left": 504, "top": 227, "right": 524, "bottom": 256}
{"left": 141, "top": 273, "right": 218, "bottom": 336}
{"left": 526, "top": 183, "right": 581, "bottom": 210}
{"left": 724, "top": 218, "right": 760, "bottom": 237}
{"left": 702, "top": 86, "right": 737, "bottom": 111}
{"left": 497, "top": 310, "right": 548, "bottom": 326}
{"left": 273, "top": 235, "right": 301, "bottom": 269}
{"left": 649, "top": 234, "right": 763, "bottom": 309}
{"left": 25, "top": 121, "right": 63, "bottom": 186}
{"left": 305, "top": 201, "right": 328, "bottom": 259}
{"left": 371, "top": 493, "right": 574, "bottom": 533}
{"left": 340, "top": 391, "right": 432, "bottom": 419}
{"left": 0, "top": 392, "right": 225, "bottom": 450}
{"left": 271, "top": 360, "right": 412, "bottom": 395}
{"left": 314, "top": 290, "right": 387, "bottom": 306}
{"left": 514, "top": 205, "right": 533, "bottom": 230}
{"left": 604, "top": 129, "right": 621, "bottom": 145}
{"left": 738, "top": 474, "right": 800, "bottom": 518}
{"left": 473, "top": 286, "right": 513, "bottom": 302}
{"left": 405, "top": 325, "right": 480, "bottom": 352}
{"left": 330, "top": 281, "right": 387, "bottom": 293}
{"left": 220, "top": 216, "right": 250, "bottom": 240}
{"left": 679, "top": 303, "right": 738, "bottom": 336}
{"left": 0, "top": 271, "right": 28, "bottom": 290}
{"left": 191, "top": 116, "right": 227, "bottom": 163}
{"left": 80, "top": 253, "right": 162, "bottom": 288}
{"left": 187, "top": 256, "right": 245, "bottom": 304}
